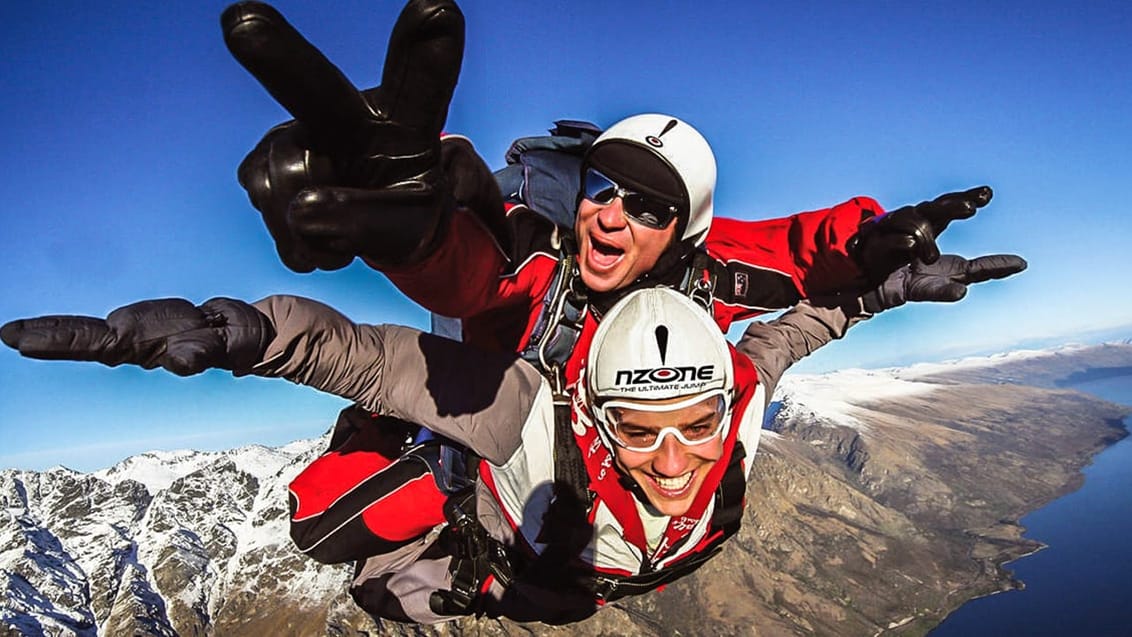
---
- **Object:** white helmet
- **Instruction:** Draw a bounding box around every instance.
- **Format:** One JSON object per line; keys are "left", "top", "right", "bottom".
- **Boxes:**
{"left": 584, "top": 113, "right": 716, "bottom": 246}
{"left": 585, "top": 287, "right": 733, "bottom": 404}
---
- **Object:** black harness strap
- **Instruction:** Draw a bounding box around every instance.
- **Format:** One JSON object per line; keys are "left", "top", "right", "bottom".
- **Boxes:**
{"left": 429, "top": 489, "right": 516, "bottom": 616}
{"left": 681, "top": 250, "right": 720, "bottom": 311}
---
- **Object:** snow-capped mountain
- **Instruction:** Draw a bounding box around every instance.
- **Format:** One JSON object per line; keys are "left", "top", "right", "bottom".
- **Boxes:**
{"left": 0, "top": 439, "right": 370, "bottom": 636}
{"left": 3, "top": 342, "right": 1131, "bottom": 636}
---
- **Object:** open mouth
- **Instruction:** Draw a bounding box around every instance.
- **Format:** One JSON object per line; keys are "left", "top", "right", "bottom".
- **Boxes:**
{"left": 650, "top": 471, "right": 694, "bottom": 496}
{"left": 588, "top": 235, "right": 624, "bottom": 269}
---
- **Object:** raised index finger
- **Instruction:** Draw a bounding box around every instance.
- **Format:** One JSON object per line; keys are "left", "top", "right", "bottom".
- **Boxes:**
{"left": 222, "top": 2, "right": 371, "bottom": 152}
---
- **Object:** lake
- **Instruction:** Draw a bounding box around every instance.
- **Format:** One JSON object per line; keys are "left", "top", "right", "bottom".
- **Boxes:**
{"left": 929, "top": 375, "right": 1132, "bottom": 636}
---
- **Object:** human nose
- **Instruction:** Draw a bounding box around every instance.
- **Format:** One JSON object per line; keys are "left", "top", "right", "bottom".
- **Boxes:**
{"left": 596, "top": 197, "right": 629, "bottom": 230}
{"left": 651, "top": 431, "right": 690, "bottom": 476}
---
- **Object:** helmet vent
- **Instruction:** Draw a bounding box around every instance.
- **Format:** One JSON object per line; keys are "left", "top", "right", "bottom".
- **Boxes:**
{"left": 654, "top": 325, "right": 669, "bottom": 364}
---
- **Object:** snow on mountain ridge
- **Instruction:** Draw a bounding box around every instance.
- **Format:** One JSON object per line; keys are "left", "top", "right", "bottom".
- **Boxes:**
{"left": 892, "top": 343, "right": 1095, "bottom": 379}
{"left": 0, "top": 434, "right": 348, "bottom": 636}
{"left": 777, "top": 368, "right": 936, "bottom": 430}
{"left": 93, "top": 437, "right": 324, "bottom": 496}
{"left": 772, "top": 342, "right": 1114, "bottom": 431}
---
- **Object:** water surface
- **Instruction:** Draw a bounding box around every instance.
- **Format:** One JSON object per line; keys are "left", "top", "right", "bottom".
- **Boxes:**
{"left": 930, "top": 375, "right": 1132, "bottom": 636}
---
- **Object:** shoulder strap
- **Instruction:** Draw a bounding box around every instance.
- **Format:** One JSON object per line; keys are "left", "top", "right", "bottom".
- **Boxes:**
{"left": 710, "top": 440, "right": 747, "bottom": 533}
{"left": 519, "top": 254, "right": 588, "bottom": 376}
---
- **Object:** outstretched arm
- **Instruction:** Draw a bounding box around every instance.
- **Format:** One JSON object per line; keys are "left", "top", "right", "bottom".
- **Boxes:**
{"left": 739, "top": 252, "right": 1028, "bottom": 397}
{"left": 252, "top": 295, "right": 543, "bottom": 464}
{"left": 709, "top": 187, "right": 997, "bottom": 320}
{"left": 1, "top": 294, "right": 541, "bottom": 464}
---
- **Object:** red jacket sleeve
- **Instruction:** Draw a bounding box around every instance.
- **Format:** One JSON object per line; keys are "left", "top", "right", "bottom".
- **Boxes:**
{"left": 372, "top": 207, "right": 508, "bottom": 318}
{"left": 374, "top": 204, "right": 558, "bottom": 360}
{"left": 706, "top": 196, "right": 882, "bottom": 300}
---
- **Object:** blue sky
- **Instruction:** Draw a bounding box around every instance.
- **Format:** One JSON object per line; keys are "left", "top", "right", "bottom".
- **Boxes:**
{"left": 2, "top": 1, "right": 1130, "bottom": 471}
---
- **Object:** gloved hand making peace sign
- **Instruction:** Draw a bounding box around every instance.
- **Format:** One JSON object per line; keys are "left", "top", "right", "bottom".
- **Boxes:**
{"left": 222, "top": 0, "right": 464, "bottom": 272}
{"left": 861, "top": 253, "right": 1027, "bottom": 313}
{"left": 850, "top": 186, "right": 995, "bottom": 283}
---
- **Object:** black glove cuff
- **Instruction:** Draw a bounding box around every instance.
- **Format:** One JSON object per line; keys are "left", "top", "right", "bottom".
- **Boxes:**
{"left": 861, "top": 266, "right": 910, "bottom": 314}
{"left": 199, "top": 298, "right": 275, "bottom": 375}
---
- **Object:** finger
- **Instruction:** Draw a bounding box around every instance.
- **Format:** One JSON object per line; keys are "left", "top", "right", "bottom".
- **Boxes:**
{"left": 962, "top": 254, "right": 1028, "bottom": 283}
{"left": 288, "top": 184, "right": 434, "bottom": 239}
{"left": 934, "top": 186, "right": 993, "bottom": 215}
{"left": 920, "top": 185, "right": 993, "bottom": 236}
{"left": 237, "top": 123, "right": 330, "bottom": 273}
{"left": 915, "top": 254, "right": 969, "bottom": 278}
{"left": 868, "top": 233, "right": 917, "bottom": 256}
{"left": 222, "top": 2, "right": 372, "bottom": 151}
{"left": 908, "top": 280, "right": 968, "bottom": 303}
{"left": 290, "top": 184, "right": 444, "bottom": 268}
{"left": 914, "top": 232, "right": 940, "bottom": 265}
{"left": 378, "top": 0, "right": 465, "bottom": 131}
{"left": 163, "top": 332, "right": 225, "bottom": 377}
{"left": 965, "top": 185, "right": 993, "bottom": 208}
{"left": 0, "top": 316, "right": 114, "bottom": 361}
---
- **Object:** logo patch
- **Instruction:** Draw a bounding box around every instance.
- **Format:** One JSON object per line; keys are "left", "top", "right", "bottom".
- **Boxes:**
{"left": 614, "top": 365, "right": 715, "bottom": 387}
{"left": 734, "top": 271, "right": 749, "bottom": 297}
{"left": 645, "top": 119, "right": 679, "bottom": 148}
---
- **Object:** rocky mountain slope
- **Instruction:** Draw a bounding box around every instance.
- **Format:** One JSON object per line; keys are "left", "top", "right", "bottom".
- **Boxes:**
{"left": 3, "top": 343, "right": 1130, "bottom": 636}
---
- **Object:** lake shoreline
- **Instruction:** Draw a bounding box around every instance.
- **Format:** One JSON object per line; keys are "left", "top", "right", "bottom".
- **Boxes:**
{"left": 928, "top": 372, "right": 1132, "bottom": 635}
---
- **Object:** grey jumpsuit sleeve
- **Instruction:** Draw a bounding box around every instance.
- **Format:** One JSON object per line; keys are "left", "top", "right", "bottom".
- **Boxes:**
{"left": 248, "top": 294, "right": 546, "bottom": 465}
{"left": 736, "top": 298, "right": 869, "bottom": 401}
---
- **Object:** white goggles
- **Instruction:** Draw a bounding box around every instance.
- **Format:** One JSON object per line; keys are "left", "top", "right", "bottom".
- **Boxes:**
{"left": 595, "top": 389, "right": 731, "bottom": 453}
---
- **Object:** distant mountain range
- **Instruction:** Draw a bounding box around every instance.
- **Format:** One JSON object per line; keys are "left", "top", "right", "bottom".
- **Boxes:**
{"left": 3, "top": 342, "right": 1131, "bottom": 636}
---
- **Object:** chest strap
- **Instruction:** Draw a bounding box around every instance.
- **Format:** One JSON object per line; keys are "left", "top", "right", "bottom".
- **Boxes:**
{"left": 679, "top": 250, "right": 719, "bottom": 312}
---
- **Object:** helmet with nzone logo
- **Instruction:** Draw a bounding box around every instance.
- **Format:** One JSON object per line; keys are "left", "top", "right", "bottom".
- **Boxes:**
{"left": 583, "top": 113, "right": 716, "bottom": 246}
{"left": 585, "top": 287, "right": 734, "bottom": 404}
{"left": 583, "top": 287, "right": 735, "bottom": 452}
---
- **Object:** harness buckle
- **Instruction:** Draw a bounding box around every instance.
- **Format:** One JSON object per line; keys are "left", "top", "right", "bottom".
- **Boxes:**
{"left": 689, "top": 276, "right": 714, "bottom": 311}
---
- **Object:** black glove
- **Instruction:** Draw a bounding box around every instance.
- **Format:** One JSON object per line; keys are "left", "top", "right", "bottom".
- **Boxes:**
{"left": 851, "top": 186, "right": 993, "bottom": 283}
{"left": 0, "top": 298, "right": 274, "bottom": 377}
{"left": 222, "top": 0, "right": 464, "bottom": 272}
{"left": 862, "top": 253, "right": 1027, "bottom": 314}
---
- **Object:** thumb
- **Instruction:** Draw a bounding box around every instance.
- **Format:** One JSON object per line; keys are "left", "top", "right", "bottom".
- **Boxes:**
{"left": 907, "top": 279, "right": 968, "bottom": 303}
{"left": 160, "top": 335, "right": 224, "bottom": 377}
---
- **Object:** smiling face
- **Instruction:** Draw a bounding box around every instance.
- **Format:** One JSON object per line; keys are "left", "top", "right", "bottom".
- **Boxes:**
{"left": 574, "top": 197, "right": 678, "bottom": 293}
{"left": 607, "top": 394, "right": 726, "bottom": 517}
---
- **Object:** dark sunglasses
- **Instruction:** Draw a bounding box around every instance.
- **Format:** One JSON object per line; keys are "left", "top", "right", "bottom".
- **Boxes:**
{"left": 582, "top": 168, "right": 680, "bottom": 230}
